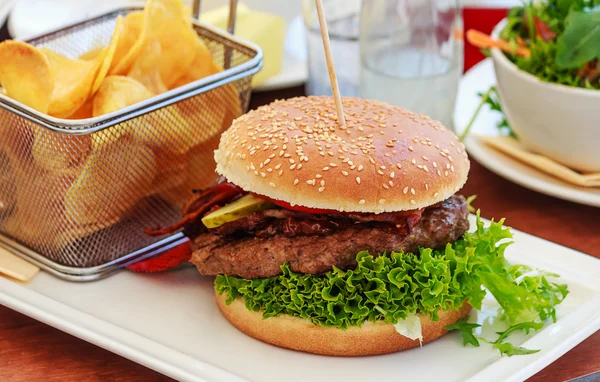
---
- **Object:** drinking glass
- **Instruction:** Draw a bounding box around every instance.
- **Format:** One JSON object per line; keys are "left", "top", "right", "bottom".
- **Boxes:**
{"left": 359, "top": 0, "right": 463, "bottom": 129}
{"left": 302, "top": 0, "right": 361, "bottom": 97}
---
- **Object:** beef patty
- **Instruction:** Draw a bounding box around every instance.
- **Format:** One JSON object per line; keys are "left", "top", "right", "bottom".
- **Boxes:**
{"left": 190, "top": 195, "right": 469, "bottom": 279}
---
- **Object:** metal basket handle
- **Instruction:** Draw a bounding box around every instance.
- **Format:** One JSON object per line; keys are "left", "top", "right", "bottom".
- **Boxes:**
{"left": 192, "top": 0, "right": 238, "bottom": 34}
{"left": 192, "top": 0, "right": 238, "bottom": 68}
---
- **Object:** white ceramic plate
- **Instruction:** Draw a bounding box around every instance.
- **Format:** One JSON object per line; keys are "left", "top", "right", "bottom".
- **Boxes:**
{"left": 454, "top": 59, "right": 600, "bottom": 208}
{"left": 1, "top": 216, "right": 599, "bottom": 382}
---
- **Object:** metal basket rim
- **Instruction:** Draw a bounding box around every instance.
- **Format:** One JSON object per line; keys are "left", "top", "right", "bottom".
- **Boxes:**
{"left": 0, "top": 6, "right": 264, "bottom": 135}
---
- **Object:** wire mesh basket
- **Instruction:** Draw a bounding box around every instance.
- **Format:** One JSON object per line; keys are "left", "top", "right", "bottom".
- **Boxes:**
{"left": 0, "top": 7, "right": 263, "bottom": 280}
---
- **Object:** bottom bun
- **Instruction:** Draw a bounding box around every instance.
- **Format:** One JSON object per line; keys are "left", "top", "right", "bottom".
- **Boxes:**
{"left": 215, "top": 291, "right": 472, "bottom": 356}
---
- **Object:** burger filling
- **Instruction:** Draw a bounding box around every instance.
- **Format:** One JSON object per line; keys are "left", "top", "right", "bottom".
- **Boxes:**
{"left": 191, "top": 195, "right": 469, "bottom": 278}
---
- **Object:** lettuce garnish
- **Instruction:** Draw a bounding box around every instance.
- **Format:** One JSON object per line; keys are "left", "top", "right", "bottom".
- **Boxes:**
{"left": 215, "top": 212, "right": 568, "bottom": 341}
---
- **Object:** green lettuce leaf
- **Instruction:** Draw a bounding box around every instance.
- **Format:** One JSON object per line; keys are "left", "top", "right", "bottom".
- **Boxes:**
{"left": 215, "top": 213, "right": 568, "bottom": 330}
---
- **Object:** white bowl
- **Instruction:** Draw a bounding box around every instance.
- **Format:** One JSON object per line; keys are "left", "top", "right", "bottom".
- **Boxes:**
{"left": 490, "top": 19, "right": 600, "bottom": 173}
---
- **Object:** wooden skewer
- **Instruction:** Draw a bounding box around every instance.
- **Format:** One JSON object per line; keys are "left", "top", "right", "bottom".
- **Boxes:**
{"left": 314, "top": 0, "right": 347, "bottom": 128}
{"left": 466, "top": 29, "right": 531, "bottom": 58}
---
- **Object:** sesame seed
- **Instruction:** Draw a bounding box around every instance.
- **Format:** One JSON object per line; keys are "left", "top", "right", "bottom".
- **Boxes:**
{"left": 408, "top": 146, "right": 414, "bottom": 151}
{"left": 290, "top": 164, "right": 296, "bottom": 170}
{"left": 297, "top": 164, "right": 303, "bottom": 169}
{"left": 403, "top": 187, "right": 409, "bottom": 194}
{"left": 275, "top": 164, "right": 282, "bottom": 170}
{"left": 358, "top": 165, "right": 364, "bottom": 171}
{"left": 323, "top": 166, "right": 330, "bottom": 171}
{"left": 318, "top": 187, "right": 325, "bottom": 192}
{"left": 320, "top": 180, "right": 325, "bottom": 187}
{"left": 379, "top": 199, "right": 386, "bottom": 205}
{"left": 411, "top": 159, "right": 417, "bottom": 165}
{"left": 425, "top": 184, "right": 429, "bottom": 190}
{"left": 316, "top": 174, "right": 322, "bottom": 179}
{"left": 433, "top": 162, "right": 437, "bottom": 168}
{"left": 278, "top": 170, "right": 283, "bottom": 176}
{"left": 264, "top": 158, "right": 271, "bottom": 165}
{"left": 294, "top": 179, "right": 299, "bottom": 185}
{"left": 330, "top": 163, "right": 337, "bottom": 167}
{"left": 377, "top": 170, "right": 384, "bottom": 175}
{"left": 342, "top": 171, "right": 349, "bottom": 176}
{"left": 359, "top": 199, "right": 365, "bottom": 205}
{"left": 383, "top": 184, "right": 389, "bottom": 189}
{"left": 260, "top": 172, "right": 266, "bottom": 178}
{"left": 396, "top": 163, "right": 402, "bottom": 169}
{"left": 356, "top": 177, "right": 361, "bottom": 184}
{"left": 410, "top": 200, "right": 416, "bottom": 205}
{"left": 389, "top": 180, "right": 394, "bottom": 187}
{"left": 253, "top": 170, "right": 259, "bottom": 176}
{"left": 267, "top": 168, "right": 273, "bottom": 173}
{"left": 423, "top": 165, "right": 429, "bottom": 172}
{"left": 410, "top": 188, "right": 415, "bottom": 195}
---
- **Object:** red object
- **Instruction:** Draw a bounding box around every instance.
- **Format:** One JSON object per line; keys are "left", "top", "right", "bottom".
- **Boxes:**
{"left": 534, "top": 17, "right": 556, "bottom": 41}
{"left": 463, "top": 8, "right": 509, "bottom": 72}
{"left": 126, "top": 240, "right": 192, "bottom": 273}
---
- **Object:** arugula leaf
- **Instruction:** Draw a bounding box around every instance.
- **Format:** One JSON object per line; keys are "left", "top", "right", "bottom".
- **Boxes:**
{"left": 495, "top": 321, "right": 544, "bottom": 343}
{"left": 556, "top": 9, "right": 600, "bottom": 68}
{"left": 494, "top": 342, "right": 541, "bottom": 356}
{"left": 445, "top": 316, "right": 481, "bottom": 347}
{"left": 490, "top": 321, "right": 544, "bottom": 356}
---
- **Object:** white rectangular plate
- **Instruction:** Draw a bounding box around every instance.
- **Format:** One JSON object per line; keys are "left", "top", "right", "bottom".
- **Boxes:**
{"left": 1, "top": 217, "right": 600, "bottom": 382}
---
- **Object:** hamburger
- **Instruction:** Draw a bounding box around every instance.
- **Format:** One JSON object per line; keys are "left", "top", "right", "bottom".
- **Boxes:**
{"left": 148, "top": 96, "right": 567, "bottom": 357}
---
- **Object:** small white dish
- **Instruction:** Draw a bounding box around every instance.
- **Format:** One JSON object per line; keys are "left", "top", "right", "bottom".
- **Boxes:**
{"left": 454, "top": 58, "right": 600, "bottom": 208}
{"left": 490, "top": 19, "right": 600, "bottom": 173}
{"left": 1, "top": 216, "right": 600, "bottom": 382}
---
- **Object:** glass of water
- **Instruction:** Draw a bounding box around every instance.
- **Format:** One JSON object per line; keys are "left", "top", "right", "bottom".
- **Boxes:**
{"left": 359, "top": 0, "right": 463, "bottom": 129}
{"left": 302, "top": 0, "right": 361, "bottom": 97}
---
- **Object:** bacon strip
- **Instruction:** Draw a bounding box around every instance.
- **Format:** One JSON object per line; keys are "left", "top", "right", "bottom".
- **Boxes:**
{"left": 145, "top": 182, "right": 243, "bottom": 236}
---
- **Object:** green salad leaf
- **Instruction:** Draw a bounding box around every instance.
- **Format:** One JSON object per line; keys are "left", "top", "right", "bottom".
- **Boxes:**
{"left": 445, "top": 316, "right": 481, "bottom": 347}
{"left": 215, "top": 213, "right": 568, "bottom": 333}
{"left": 556, "top": 9, "right": 600, "bottom": 68}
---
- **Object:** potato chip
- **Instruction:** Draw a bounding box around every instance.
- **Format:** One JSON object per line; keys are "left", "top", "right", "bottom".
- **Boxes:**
{"left": 0, "top": 41, "right": 54, "bottom": 113}
{"left": 91, "top": 15, "right": 124, "bottom": 94}
{"left": 145, "top": 0, "right": 197, "bottom": 88}
{"left": 170, "top": 35, "right": 223, "bottom": 89}
{"left": 127, "top": 37, "right": 168, "bottom": 94}
{"left": 3, "top": 155, "right": 79, "bottom": 252}
{"left": 64, "top": 137, "right": 157, "bottom": 226}
{"left": 79, "top": 47, "right": 104, "bottom": 61}
{"left": 40, "top": 49, "right": 101, "bottom": 118}
{"left": 32, "top": 129, "right": 92, "bottom": 171}
{"left": 109, "top": 11, "right": 148, "bottom": 75}
{"left": 68, "top": 99, "right": 94, "bottom": 119}
{"left": 92, "top": 75, "right": 153, "bottom": 117}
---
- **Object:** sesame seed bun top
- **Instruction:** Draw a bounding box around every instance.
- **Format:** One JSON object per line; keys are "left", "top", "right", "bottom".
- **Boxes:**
{"left": 214, "top": 96, "right": 469, "bottom": 212}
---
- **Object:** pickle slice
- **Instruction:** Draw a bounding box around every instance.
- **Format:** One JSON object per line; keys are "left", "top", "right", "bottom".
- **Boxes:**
{"left": 201, "top": 194, "right": 274, "bottom": 228}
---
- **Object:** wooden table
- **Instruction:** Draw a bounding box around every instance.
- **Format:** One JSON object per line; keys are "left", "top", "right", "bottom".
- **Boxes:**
{"left": 1, "top": 16, "right": 599, "bottom": 381}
